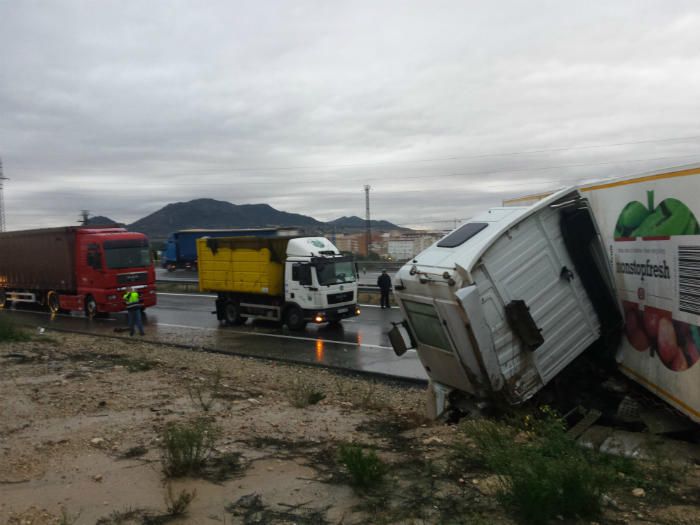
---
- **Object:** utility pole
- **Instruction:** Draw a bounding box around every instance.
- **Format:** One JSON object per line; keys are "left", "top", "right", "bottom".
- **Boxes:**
{"left": 364, "top": 185, "right": 371, "bottom": 257}
{"left": 0, "top": 158, "right": 8, "bottom": 232}
{"left": 79, "top": 210, "right": 90, "bottom": 225}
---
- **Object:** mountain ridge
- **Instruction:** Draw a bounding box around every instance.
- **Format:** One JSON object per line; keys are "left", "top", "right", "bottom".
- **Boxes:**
{"left": 89, "top": 198, "right": 405, "bottom": 240}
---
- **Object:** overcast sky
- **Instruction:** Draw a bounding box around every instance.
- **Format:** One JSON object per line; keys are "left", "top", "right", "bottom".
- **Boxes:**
{"left": 1, "top": 1, "right": 700, "bottom": 231}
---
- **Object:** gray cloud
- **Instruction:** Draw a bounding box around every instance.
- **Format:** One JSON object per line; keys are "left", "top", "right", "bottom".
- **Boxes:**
{"left": 2, "top": 0, "right": 700, "bottom": 231}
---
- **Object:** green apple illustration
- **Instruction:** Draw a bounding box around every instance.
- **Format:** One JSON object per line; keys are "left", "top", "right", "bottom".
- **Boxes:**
{"left": 614, "top": 191, "right": 700, "bottom": 238}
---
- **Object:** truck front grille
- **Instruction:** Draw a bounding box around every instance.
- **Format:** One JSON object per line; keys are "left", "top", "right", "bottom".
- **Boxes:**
{"left": 117, "top": 272, "right": 148, "bottom": 285}
{"left": 328, "top": 291, "right": 354, "bottom": 304}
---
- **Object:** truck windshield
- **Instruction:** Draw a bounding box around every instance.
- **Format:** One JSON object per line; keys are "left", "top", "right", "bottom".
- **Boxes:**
{"left": 103, "top": 239, "right": 151, "bottom": 269}
{"left": 315, "top": 260, "right": 357, "bottom": 286}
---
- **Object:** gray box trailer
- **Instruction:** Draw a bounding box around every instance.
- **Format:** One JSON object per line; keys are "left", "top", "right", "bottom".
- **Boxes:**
{"left": 0, "top": 227, "right": 77, "bottom": 291}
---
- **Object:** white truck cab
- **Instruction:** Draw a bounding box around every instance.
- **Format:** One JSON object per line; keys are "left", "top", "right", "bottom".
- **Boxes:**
{"left": 389, "top": 189, "right": 621, "bottom": 417}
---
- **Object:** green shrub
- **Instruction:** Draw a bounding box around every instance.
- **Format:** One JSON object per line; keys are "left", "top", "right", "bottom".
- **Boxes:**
{"left": 287, "top": 377, "right": 326, "bottom": 408}
{"left": 338, "top": 443, "right": 386, "bottom": 491}
{"left": 0, "top": 316, "right": 30, "bottom": 342}
{"left": 460, "top": 410, "right": 616, "bottom": 525}
{"left": 161, "top": 418, "right": 220, "bottom": 477}
{"left": 165, "top": 485, "right": 197, "bottom": 516}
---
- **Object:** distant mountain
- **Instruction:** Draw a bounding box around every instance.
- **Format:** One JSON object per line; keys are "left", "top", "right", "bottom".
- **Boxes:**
{"left": 127, "top": 198, "right": 323, "bottom": 240}
{"left": 86, "top": 216, "right": 124, "bottom": 227}
{"left": 328, "top": 215, "right": 401, "bottom": 231}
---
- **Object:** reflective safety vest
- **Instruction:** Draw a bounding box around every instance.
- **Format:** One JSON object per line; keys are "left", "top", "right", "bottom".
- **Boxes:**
{"left": 123, "top": 291, "right": 141, "bottom": 309}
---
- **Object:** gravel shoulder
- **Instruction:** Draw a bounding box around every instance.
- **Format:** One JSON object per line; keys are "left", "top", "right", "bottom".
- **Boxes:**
{"left": 2, "top": 329, "right": 700, "bottom": 524}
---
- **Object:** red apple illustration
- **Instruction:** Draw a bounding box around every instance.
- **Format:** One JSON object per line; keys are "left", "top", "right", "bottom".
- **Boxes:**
{"left": 657, "top": 317, "right": 680, "bottom": 367}
{"left": 671, "top": 352, "right": 689, "bottom": 372}
{"left": 625, "top": 309, "right": 649, "bottom": 351}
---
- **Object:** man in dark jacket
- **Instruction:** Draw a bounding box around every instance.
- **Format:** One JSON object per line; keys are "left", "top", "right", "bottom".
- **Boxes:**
{"left": 377, "top": 270, "right": 392, "bottom": 309}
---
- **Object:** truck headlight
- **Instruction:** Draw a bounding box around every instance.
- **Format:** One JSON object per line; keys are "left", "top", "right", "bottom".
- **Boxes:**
{"left": 314, "top": 314, "right": 324, "bottom": 323}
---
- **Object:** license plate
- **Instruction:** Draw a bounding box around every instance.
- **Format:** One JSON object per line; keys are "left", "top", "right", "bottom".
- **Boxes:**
{"left": 337, "top": 308, "right": 348, "bottom": 314}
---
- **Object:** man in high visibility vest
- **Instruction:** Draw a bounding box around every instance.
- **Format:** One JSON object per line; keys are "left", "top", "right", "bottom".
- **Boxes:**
{"left": 123, "top": 287, "right": 145, "bottom": 336}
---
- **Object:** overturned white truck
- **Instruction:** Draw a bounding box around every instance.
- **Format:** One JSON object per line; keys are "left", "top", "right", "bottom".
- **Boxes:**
{"left": 389, "top": 189, "right": 621, "bottom": 417}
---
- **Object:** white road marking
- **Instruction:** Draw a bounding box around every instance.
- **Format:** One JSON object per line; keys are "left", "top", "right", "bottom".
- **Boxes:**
{"left": 155, "top": 322, "right": 404, "bottom": 351}
{"left": 156, "top": 292, "right": 399, "bottom": 309}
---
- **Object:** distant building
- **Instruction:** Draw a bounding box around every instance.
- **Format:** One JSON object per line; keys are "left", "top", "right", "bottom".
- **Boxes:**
{"left": 385, "top": 231, "right": 443, "bottom": 261}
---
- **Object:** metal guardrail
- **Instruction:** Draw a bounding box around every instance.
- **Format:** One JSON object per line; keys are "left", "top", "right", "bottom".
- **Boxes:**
{"left": 156, "top": 277, "right": 379, "bottom": 293}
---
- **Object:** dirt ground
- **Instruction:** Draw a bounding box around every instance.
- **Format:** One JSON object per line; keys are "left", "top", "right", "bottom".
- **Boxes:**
{"left": 2, "top": 330, "right": 700, "bottom": 525}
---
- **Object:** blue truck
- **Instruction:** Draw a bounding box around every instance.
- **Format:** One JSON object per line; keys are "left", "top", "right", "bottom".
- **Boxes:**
{"left": 162, "top": 228, "right": 300, "bottom": 271}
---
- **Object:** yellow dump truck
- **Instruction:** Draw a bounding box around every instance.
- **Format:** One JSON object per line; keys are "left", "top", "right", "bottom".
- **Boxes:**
{"left": 197, "top": 236, "right": 360, "bottom": 330}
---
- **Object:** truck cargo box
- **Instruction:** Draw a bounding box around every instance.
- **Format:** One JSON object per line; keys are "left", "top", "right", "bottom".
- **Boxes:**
{"left": 197, "top": 237, "right": 289, "bottom": 296}
{"left": 0, "top": 227, "right": 77, "bottom": 291}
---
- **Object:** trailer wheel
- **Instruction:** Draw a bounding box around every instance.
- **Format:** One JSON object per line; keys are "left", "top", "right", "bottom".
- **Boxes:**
{"left": 284, "top": 306, "right": 307, "bottom": 331}
{"left": 84, "top": 295, "right": 98, "bottom": 319}
{"left": 47, "top": 291, "right": 60, "bottom": 314}
{"left": 224, "top": 301, "right": 244, "bottom": 326}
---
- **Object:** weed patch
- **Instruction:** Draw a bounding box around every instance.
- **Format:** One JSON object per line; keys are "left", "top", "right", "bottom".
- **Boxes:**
{"left": 164, "top": 485, "right": 196, "bottom": 516}
{"left": 201, "top": 451, "right": 244, "bottom": 482}
{"left": 337, "top": 443, "right": 386, "bottom": 492}
{"left": 287, "top": 377, "right": 326, "bottom": 408}
{"left": 95, "top": 507, "right": 148, "bottom": 524}
{"left": 161, "top": 418, "right": 220, "bottom": 477}
{"left": 458, "top": 410, "right": 619, "bottom": 525}
{"left": 0, "top": 316, "right": 30, "bottom": 343}
{"left": 119, "top": 445, "right": 148, "bottom": 459}
{"left": 225, "top": 493, "right": 330, "bottom": 525}
{"left": 187, "top": 369, "right": 222, "bottom": 412}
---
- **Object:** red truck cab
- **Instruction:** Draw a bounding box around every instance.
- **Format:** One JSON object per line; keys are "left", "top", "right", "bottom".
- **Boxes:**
{"left": 70, "top": 228, "right": 157, "bottom": 316}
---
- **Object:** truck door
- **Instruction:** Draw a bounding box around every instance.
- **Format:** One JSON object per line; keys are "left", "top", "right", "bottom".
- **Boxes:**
{"left": 286, "top": 262, "right": 317, "bottom": 309}
{"left": 400, "top": 296, "right": 479, "bottom": 394}
{"left": 80, "top": 242, "right": 104, "bottom": 290}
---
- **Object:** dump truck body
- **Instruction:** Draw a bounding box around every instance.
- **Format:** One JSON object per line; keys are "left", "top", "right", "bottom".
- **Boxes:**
{"left": 197, "top": 236, "right": 359, "bottom": 329}
{"left": 390, "top": 190, "right": 619, "bottom": 414}
{"left": 162, "top": 228, "right": 298, "bottom": 270}
{"left": 0, "top": 226, "right": 156, "bottom": 316}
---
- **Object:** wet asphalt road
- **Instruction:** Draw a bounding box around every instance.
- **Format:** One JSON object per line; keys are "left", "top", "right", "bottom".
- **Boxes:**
{"left": 1, "top": 293, "right": 427, "bottom": 382}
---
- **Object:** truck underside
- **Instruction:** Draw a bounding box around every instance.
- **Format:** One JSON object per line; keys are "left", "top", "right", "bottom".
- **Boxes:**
{"left": 215, "top": 292, "right": 359, "bottom": 331}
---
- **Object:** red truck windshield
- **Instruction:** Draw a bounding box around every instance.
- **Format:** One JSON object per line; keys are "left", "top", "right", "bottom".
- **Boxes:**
{"left": 103, "top": 239, "right": 151, "bottom": 269}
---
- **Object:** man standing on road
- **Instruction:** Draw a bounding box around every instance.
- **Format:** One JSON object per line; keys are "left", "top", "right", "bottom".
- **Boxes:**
{"left": 123, "top": 287, "right": 145, "bottom": 336}
{"left": 377, "top": 270, "right": 392, "bottom": 309}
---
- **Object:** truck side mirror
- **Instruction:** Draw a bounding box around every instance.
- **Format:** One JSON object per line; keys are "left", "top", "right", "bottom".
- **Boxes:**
{"left": 389, "top": 321, "right": 415, "bottom": 356}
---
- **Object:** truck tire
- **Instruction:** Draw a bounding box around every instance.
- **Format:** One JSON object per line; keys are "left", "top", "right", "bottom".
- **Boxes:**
{"left": 284, "top": 306, "right": 307, "bottom": 331}
{"left": 84, "top": 295, "right": 98, "bottom": 319}
{"left": 224, "top": 301, "right": 244, "bottom": 326}
{"left": 47, "top": 291, "right": 60, "bottom": 314}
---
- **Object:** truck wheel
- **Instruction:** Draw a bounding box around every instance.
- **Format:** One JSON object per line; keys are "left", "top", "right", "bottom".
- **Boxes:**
{"left": 47, "top": 291, "right": 60, "bottom": 314}
{"left": 85, "top": 295, "right": 98, "bottom": 319}
{"left": 224, "top": 301, "right": 244, "bottom": 326}
{"left": 284, "top": 306, "right": 307, "bottom": 331}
